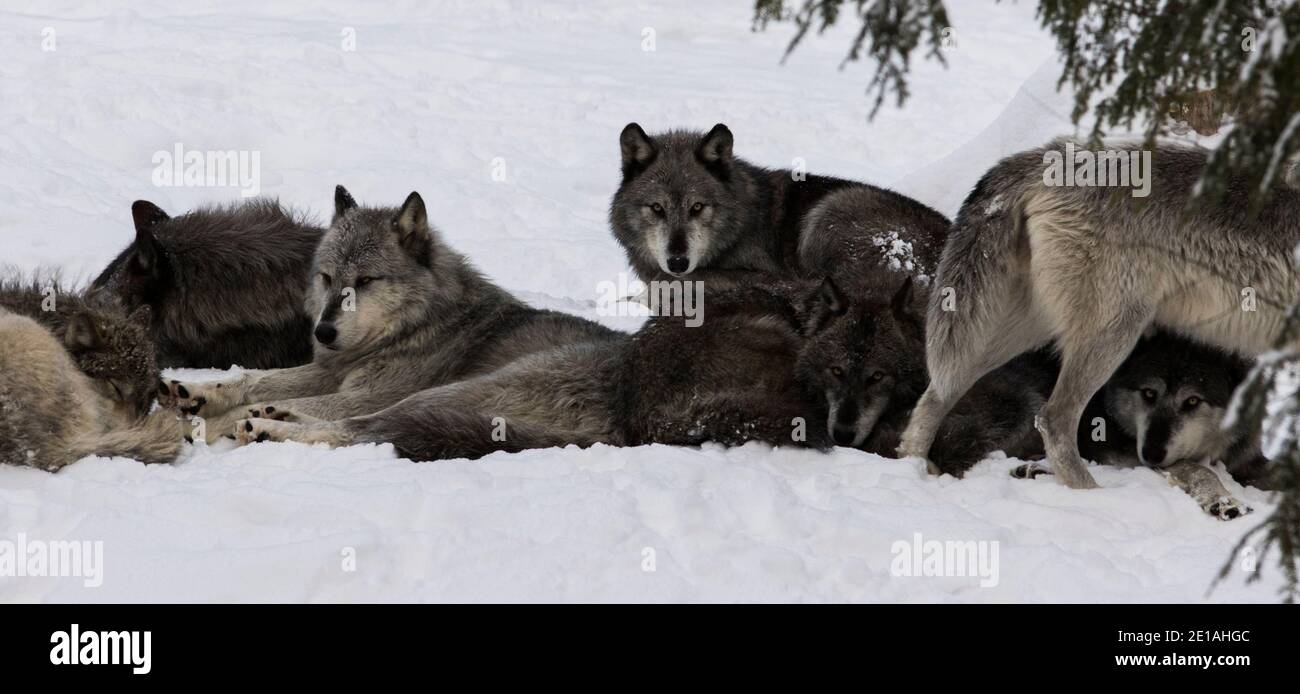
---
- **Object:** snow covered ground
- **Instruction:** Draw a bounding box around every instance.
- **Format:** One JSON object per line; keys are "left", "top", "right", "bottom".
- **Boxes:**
{"left": 0, "top": 0, "right": 1280, "bottom": 602}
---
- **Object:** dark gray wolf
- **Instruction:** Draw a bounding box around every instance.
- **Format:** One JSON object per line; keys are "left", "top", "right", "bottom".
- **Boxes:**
{"left": 216, "top": 283, "right": 830, "bottom": 459}
{"left": 900, "top": 139, "right": 1300, "bottom": 490}
{"left": 92, "top": 198, "right": 324, "bottom": 369}
{"left": 161, "top": 186, "right": 623, "bottom": 443}
{"left": 0, "top": 280, "right": 180, "bottom": 470}
{"left": 610, "top": 123, "right": 949, "bottom": 285}
{"left": 795, "top": 276, "right": 1057, "bottom": 474}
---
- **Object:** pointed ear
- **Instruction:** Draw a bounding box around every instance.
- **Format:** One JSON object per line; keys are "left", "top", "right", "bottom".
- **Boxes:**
{"left": 334, "top": 185, "right": 358, "bottom": 220}
{"left": 695, "top": 123, "right": 734, "bottom": 177}
{"left": 129, "top": 200, "right": 167, "bottom": 278}
{"left": 392, "top": 191, "right": 433, "bottom": 266}
{"left": 818, "top": 277, "right": 847, "bottom": 316}
{"left": 802, "top": 277, "right": 847, "bottom": 336}
{"left": 619, "top": 123, "right": 657, "bottom": 182}
{"left": 64, "top": 312, "right": 103, "bottom": 351}
{"left": 890, "top": 276, "right": 917, "bottom": 321}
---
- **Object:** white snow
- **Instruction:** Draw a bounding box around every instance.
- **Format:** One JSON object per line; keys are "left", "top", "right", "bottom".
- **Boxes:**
{"left": 0, "top": 0, "right": 1283, "bottom": 602}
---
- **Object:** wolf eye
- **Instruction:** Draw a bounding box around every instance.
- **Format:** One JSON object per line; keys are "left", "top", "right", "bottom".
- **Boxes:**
{"left": 690, "top": 202, "right": 705, "bottom": 215}
{"left": 356, "top": 276, "right": 376, "bottom": 287}
{"left": 830, "top": 366, "right": 843, "bottom": 378}
{"left": 319, "top": 272, "right": 333, "bottom": 286}
{"left": 1140, "top": 388, "right": 1158, "bottom": 403}
{"left": 871, "top": 371, "right": 886, "bottom": 382}
{"left": 1182, "top": 396, "right": 1202, "bottom": 410}
{"left": 649, "top": 203, "right": 665, "bottom": 216}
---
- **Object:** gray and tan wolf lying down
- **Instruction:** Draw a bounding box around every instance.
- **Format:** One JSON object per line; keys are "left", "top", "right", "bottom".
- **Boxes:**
{"left": 160, "top": 185, "right": 624, "bottom": 443}
{"left": 182, "top": 280, "right": 836, "bottom": 458}
{"left": 900, "top": 139, "right": 1299, "bottom": 493}
{"left": 0, "top": 279, "right": 181, "bottom": 470}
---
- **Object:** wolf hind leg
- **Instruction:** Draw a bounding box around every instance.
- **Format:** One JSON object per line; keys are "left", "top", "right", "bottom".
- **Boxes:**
{"left": 899, "top": 277, "right": 1050, "bottom": 469}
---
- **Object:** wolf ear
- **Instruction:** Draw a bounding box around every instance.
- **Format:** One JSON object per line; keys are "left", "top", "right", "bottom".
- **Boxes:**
{"left": 619, "top": 123, "right": 657, "bottom": 182}
{"left": 802, "top": 277, "right": 848, "bottom": 335}
{"left": 392, "top": 191, "right": 433, "bottom": 266}
{"left": 890, "top": 276, "right": 916, "bottom": 317}
{"left": 64, "top": 312, "right": 104, "bottom": 352}
{"left": 128, "top": 200, "right": 168, "bottom": 278}
{"left": 334, "top": 185, "right": 358, "bottom": 220}
{"left": 695, "top": 123, "right": 734, "bottom": 176}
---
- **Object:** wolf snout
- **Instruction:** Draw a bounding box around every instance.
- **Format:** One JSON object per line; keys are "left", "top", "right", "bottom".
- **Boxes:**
{"left": 832, "top": 425, "right": 857, "bottom": 447}
{"left": 313, "top": 322, "right": 338, "bottom": 346}
{"left": 666, "top": 255, "right": 690, "bottom": 274}
{"left": 1140, "top": 442, "right": 1168, "bottom": 467}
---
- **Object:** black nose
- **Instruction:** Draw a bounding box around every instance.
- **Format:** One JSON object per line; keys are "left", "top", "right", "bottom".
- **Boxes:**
{"left": 832, "top": 426, "right": 857, "bottom": 446}
{"left": 1141, "top": 443, "right": 1167, "bottom": 466}
{"left": 314, "top": 322, "right": 338, "bottom": 345}
{"left": 666, "top": 256, "right": 690, "bottom": 274}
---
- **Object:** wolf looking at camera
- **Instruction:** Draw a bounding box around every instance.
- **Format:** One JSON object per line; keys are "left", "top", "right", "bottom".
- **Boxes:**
{"left": 609, "top": 123, "right": 950, "bottom": 287}
{"left": 899, "top": 139, "right": 1300, "bottom": 491}
{"left": 0, "top": 281, "right": 180, "bottom": 470}
{"left": 93, "top": 198, "right": 325, "bottom": 369}
{"left": 161, "top": 186, "right": 624, "bottom": 442}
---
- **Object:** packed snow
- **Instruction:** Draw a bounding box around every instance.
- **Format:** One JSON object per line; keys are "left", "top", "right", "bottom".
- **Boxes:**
{"left": 0, "top": 0, "right": 1282, "bottom": 602}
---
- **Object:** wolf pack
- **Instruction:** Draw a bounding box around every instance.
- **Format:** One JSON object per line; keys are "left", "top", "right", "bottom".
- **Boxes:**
{"left": 3, "top": 124, "right": 1298, "bottom": 521}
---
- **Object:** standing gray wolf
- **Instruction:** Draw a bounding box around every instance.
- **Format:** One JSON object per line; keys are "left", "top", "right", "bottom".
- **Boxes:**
{"left": 610, "top": 123, "right": 950, "bottom": 285}
{"left": 900, "top": 139, "right": 1300, "bottom": 490}
{"left": 0, "top": 281, "right": 180, "bottom": 470}
{"left": 92, "top": 198, "right": 324, "bottom": 369}
{"left": 161, "top": 186, "right": 623, "bottom": 442}
{"left": 215, "top": 283, "right": 831, "bottom": 459}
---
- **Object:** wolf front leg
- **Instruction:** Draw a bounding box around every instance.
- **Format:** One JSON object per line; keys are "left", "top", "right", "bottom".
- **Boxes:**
{"left": 1164, "top": 461, "right": 1252, "bottom": 520}
{"left": 160, "top": 363, "right": 340, "bottom": 418}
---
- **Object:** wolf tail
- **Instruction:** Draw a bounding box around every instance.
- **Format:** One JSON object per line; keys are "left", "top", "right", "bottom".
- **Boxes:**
{"left": 924, "top": 141, "right": 1072, "bottom": 395}
{"left": 70, "top": 409, "right": 185, "bottom": 466}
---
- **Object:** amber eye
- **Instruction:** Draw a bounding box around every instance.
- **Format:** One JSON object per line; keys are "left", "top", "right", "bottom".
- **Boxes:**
{"left": 1140, "top": 388, "right": 1158, "bottom": 403}
{"left": 690, "top": 202, "right": 705, "bottom": 214}
{"left": 871, "top": 371, "right": 885, "bottom": 382}
{"left": 649, "top": 203, "right": 665, "bottom": 216}
{"left": 356, "top": 276, "right": 375, "bottom": 288}
{"left": 1183, "top": 396, "right": 1201, "bottom": 410}
{"left": 830, "top": 366, "right": 843, "bottom": 377}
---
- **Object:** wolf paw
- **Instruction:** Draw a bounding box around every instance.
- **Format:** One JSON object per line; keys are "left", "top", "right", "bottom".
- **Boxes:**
{"left": 1011, "top": 463, "right": 1052, "bottom": 480}
{"left": 1205, "top": 496, "right": 1253, "bottom": 521}
{"left": 234, "top": 417, "right": 294, "bottom": 446}
{"left": 159, "top": 378, "right": 241, "bottom": 416}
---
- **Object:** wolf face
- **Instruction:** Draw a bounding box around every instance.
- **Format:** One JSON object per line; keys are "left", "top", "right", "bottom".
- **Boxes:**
{"left": 610, "top": 123, "right": 752, "bottom": 277}
{"left": 795, "top": 277, "right": 927, "bottom": 448}
{"left": 308, "top": 187, "right": 442, "bottom": 355}
{"left": 63, "top": 299, "right": 159, "bottom": 420}
{"left": 1103, "top": 333, "right": 1248, "bottom": 468}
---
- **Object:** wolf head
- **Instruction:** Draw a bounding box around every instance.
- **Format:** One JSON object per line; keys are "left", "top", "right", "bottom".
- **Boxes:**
{"left": 610, "top": 123, "right": 754, "bottom": 277}
{"left": 1103, "top": 332, "right": 1249, "bottom": 468}
{"left": 307, "top": 186, "right": 450, "bottom": 354}
{"left": 63, "top": 297, "right": 159, "bottom": 420}
{"left": 795, "top": 277, "right": 927, "bottom": 448}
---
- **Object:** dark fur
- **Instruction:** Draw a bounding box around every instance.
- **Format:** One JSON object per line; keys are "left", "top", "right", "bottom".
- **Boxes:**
{"left": 1079, "top": 331, "right": 1270, "bottom": 488}
{"left": 92, "top": 198, "right": 324, "bottom": 369}
{"left": 610, "top": 123, "right": 948, "bottom": 286}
